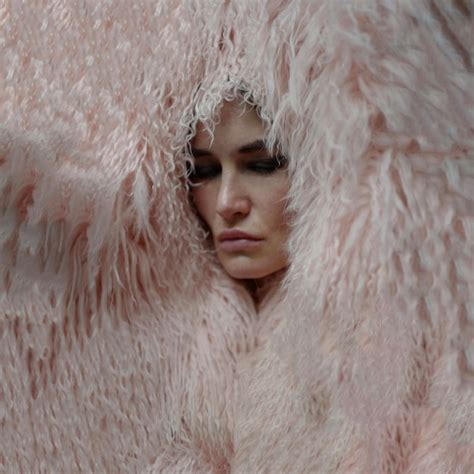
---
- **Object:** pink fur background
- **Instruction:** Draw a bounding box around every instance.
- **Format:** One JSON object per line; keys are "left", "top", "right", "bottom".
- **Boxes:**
{"left": 1, "top": 0, "right": 473, "bottom": 472}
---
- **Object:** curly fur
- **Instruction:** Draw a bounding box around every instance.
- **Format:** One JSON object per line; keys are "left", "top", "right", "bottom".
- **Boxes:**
{"left": 0, "top": 0, "right": 473, "bottom": 472}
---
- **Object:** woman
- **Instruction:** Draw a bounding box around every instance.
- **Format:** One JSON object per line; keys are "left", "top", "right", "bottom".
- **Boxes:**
{"left": 188, "top": 98, "right": 290, "bottom": 303}
{"left": 1, "top": 0, "right": 472, "bottom": 472}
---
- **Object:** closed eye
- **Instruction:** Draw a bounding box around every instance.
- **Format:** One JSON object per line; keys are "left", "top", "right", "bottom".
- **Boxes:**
{"left": 247, "top": 156, "right": 288, "bottom": 174}
{"left": 189, "top": 163, "right": 221, "bottom": 182}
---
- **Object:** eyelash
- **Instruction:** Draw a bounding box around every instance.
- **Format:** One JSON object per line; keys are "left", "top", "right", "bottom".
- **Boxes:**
{"left": 189, "top": 156, "right": 287, "bottom": 182}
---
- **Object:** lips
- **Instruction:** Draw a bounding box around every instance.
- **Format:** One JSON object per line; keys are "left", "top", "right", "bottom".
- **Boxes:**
{"left": 217, "top": 229, "right": 263, "bottom": 252}
{"left": 217, "top": 229, "right": 262, "bottom": 242}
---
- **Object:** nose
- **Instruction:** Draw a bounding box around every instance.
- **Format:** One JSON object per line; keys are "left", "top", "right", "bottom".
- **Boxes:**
{"left": 216, "top": 172, "right": 251, "bottom": 222}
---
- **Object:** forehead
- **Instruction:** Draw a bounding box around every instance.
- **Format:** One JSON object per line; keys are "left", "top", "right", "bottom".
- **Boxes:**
{"left": 192, "top": 100, "right": 265, "bottom": 152}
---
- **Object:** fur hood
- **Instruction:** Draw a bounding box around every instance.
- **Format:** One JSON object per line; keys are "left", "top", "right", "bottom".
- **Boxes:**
{"left": 1, "top": 0, "right": 473, "bottom": 472}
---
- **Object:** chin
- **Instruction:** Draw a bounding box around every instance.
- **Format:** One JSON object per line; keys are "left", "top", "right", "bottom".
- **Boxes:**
{"left": 221, "top": 259, "right": 282, "bottom": 280}
{"left": 226, "top": 268, "right": 267, "bottom": 280}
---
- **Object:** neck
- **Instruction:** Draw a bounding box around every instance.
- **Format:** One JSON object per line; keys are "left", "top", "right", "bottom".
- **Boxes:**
{"left": 243, "top": 268, "right": 286, "bottom": 308}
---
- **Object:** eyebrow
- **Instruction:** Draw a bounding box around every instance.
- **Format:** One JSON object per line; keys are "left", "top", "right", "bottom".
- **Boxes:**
{"left": 190, "top": 139, "right": 267, "bottom": 159}
{"left": 237, "top": 139, "right": 267, "bottom": 153}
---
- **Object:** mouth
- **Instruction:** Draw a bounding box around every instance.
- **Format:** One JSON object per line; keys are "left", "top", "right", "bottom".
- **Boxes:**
{"left": 218, "top": 238, "right": 263, "bottom": 252}
{"left": 216, "top": 229, "right": 264, "bottom": 252}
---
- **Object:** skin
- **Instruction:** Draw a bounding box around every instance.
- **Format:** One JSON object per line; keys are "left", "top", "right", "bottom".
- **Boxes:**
{"left": 189, "top": 99, "right": 290, "bottom": 281}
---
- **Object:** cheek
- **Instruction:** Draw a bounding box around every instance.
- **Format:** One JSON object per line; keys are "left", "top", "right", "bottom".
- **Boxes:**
{"left": 255, "top": 180, "right": 290, "bottom": 230}
{"left": 191, "top": 186, "right": 215, "bottom": 228}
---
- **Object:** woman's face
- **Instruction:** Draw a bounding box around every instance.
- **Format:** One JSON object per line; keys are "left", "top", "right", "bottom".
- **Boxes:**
{"left": 190, "top": 100, "right": 290, "bottom": 280}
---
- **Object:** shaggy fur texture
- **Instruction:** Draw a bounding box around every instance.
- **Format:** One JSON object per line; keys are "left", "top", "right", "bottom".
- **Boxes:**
{"left": 1, "top": 0, "right": 473, "bottom": 472}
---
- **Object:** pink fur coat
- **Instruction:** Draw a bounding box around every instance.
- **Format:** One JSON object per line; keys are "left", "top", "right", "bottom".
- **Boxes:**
{"left": 1, "top": 0, "right": 473, "bottom": 472}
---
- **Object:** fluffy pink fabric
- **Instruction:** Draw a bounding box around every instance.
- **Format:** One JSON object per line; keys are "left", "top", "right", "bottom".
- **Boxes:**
{"left": 1, "top": 0, "right": 473, "bottom": 472}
